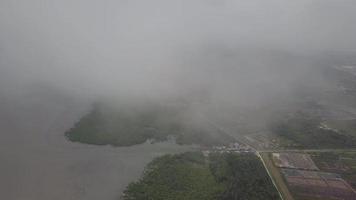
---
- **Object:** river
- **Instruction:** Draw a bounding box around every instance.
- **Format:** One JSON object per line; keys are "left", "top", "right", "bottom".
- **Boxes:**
{"left": 0, "top": 91, "right": 191, "bottom": 200}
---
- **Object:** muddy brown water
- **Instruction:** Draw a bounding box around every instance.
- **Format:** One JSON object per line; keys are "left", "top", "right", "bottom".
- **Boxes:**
{"left": 0, "top": 94, "right": 192, "bottom": 200}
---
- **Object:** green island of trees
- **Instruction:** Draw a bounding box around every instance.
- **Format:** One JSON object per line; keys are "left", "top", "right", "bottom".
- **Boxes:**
{"left": 65, "top": 103, "right": 234, "bottom": 147}
{"left": 122, "top": 152, "right": 280, "bottom": 200}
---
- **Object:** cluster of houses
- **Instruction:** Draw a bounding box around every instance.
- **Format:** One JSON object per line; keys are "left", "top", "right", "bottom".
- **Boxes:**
{"left": 202, "top": 142, "right": 254, "bottom": 157}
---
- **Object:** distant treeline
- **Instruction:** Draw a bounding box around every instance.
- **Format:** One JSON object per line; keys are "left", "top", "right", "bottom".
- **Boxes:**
{"left": 270, "top": 111, "right": 356, "bottom": 149}
{"left": 65, "top": 103, "right": 234, "bottom": 147}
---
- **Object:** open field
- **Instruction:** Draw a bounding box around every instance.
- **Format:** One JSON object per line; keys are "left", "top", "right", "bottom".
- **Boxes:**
{"left": 311, "top": 151, "right": 356, "bottom": 189}
{"left": 282, "top": 169, "right": 356, "bottom": 200}
{"left": 263, "top": 151, "right": 356, "bottom": 200}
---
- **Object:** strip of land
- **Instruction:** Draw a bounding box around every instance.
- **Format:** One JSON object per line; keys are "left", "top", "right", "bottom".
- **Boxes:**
{"left": 259, "top": 152, "right": 295, "bottom": 200}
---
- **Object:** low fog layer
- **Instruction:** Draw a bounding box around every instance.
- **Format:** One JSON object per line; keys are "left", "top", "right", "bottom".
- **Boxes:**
{"left": 1, "top": 0, "right": 356, "bottom": 106}
{"left": 1, "top": 1, "right": 356, "bottom": 200}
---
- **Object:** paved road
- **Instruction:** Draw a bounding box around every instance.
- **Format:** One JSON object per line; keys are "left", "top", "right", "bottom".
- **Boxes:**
{"left": 260, "top": 148, "right": 356, "bottom": 153}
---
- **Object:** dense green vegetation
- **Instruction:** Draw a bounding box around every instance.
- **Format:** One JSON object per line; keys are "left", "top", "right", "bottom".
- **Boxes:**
{"left": 122, "top": 152, "right": 280, "bottom": 200}
{"left": 209, "top": 153, "right": 280, "bottom": 200}
{"left": 122, "top": 152, "right": 223, "bottom": 200}
{"left": 326, "top": 119, "right": 356, "bottom": 137}
{"left": 65, "top": 103, "right": 234, "bottom": 147}
{"left": 270, "top": 112, "right": 356, "bottom": 149}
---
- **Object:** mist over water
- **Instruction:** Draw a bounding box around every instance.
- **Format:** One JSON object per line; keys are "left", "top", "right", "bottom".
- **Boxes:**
{"left": 1, "top": 0, "right": 356, "bottom": 199}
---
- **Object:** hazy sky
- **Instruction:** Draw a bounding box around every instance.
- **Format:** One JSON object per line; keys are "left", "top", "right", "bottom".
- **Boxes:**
{"left": 1, "top": 0, "right": 355, "bottom": 103}
{"left": 2, "top": 2, "right": 356, "bottom": 200}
